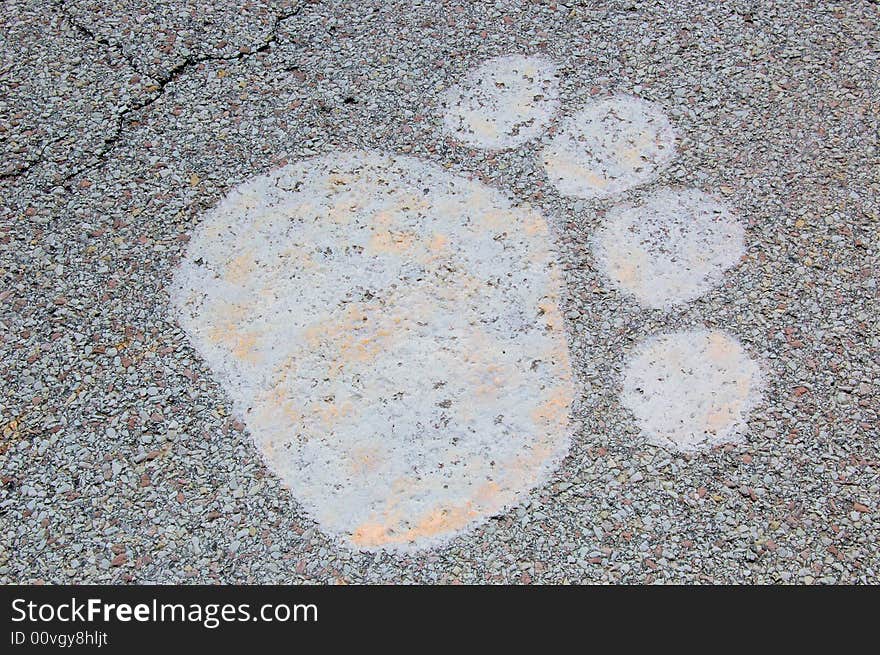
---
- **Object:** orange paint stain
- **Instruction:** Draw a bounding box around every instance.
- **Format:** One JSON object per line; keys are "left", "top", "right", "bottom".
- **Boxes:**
{"left": 224, "top": 251, "right": 256, "bottom": 284}
{"left": 369, "top": 229, "right": 417, "bottom": 255}
{"left": 428, "top": 233, "right": 449, "bottom": 252}
{"left": 531, "top": 386, "right": 574, "bottom": 426}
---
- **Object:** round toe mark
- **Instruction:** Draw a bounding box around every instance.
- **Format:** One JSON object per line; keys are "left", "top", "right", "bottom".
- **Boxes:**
{"left": 593, "top": 187, "right": 746, "bottom": 309}
{"left": 441, "top": 54, "right": 560, "bottom": 150}
{"left": 621, "top": 329, "right": 764, "bottom": 453}
{"left": 542, "top": 94, "right": 677, "bottom": 199}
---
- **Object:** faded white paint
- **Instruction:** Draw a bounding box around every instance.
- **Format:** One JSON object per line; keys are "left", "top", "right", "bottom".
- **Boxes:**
{"left": 441, "top": 54, "right": 560, "bottom": 149}
{"left": 170, "top": 150, "right": 574, "bottom": 551}
{"left": 593, "top": 187, "right": 746, "bottom": 309}
{"left": 621, "top": 329, "right": 763, "bottom": 453}
{"left": 542, "top": 94, "right": 677, "bottom": 199}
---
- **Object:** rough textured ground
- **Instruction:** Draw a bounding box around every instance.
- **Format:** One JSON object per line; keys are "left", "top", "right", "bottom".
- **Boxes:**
{"left": 1, "top": 0, "right": 878, "bottom": 584}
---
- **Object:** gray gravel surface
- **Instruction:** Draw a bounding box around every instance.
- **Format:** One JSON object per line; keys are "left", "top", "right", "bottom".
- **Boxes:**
{"left": 1, "top": 0, "right": 878, "bottom": 583}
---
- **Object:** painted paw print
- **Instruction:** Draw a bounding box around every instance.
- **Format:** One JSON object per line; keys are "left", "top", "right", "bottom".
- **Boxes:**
{"left": 170, "top": 55, "right": 764, "bottom": 551}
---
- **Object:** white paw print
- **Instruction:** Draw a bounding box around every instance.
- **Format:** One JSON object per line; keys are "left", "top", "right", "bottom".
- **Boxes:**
{"left": 170, "top": 54, "right": 764, "bottom": 551}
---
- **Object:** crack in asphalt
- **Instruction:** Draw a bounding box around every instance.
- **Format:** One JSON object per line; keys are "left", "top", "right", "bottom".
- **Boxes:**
{"left": 0, "top": 135, "right": 66, "bottom": 182}
{"left": 2, "top": 1, "right": 306, "bottom": 187}
{"left": 53, "top": 0, "right": 144, "bottom": 75}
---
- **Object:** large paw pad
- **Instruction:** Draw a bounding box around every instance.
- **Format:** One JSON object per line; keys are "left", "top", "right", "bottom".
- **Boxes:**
{"left": 170, "top": 150, "right": 574, "bottom": 551}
